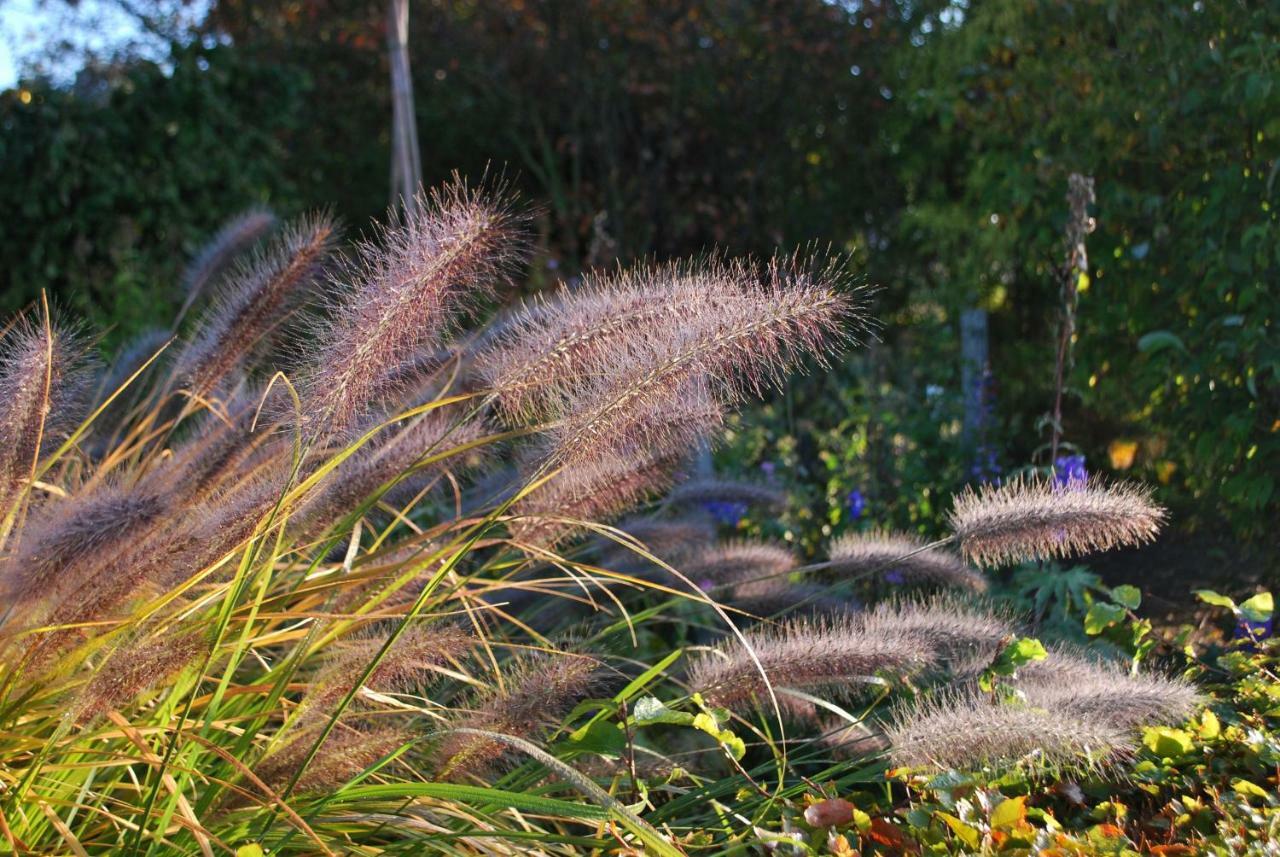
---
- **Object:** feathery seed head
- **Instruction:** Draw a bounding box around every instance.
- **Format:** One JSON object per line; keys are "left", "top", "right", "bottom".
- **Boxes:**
{"left": 70, "top": 628, "right": 206, "bottom": 724}
{"left": 688, "top": 614, "right": 933, "bottom": 712}
{"left": 858, "top": 597, "right": 1014, "bottom": 672}
{"left": 827, "top": 531, "right": 987, "bottom": 592}
{"left": 683, "top": 539, "right": 796, "bottom": 588}
{"left": 477, "top": 259, "right": 756, "bottom": 421}
{"left": 664, "top": 478, "right": 787, "bottom": 513}
{"left": 173, "top": 213, "right": 337, "bottom": 397}
{"left": 948, "top": 474, "right": 1166, "bottom": 567}
{"left": 180, "top": 207, "right": 278, "bottom": 306}
{"left": 0, "top": 318, "right": 94, "bottom": 513}
{"left": 886, "top": 691, "right": 1134, "bottom": 774}
{"left": 1019, "top": 652, "right": 1203, "bottom": 730}
{"left": 305, "top": 179, "right": 527, "bottom": 431}
{"left": 436, "top": 651, "right": 606, "bottom": 778}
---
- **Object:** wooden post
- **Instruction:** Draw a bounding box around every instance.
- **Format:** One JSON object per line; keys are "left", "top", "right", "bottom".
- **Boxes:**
{"left": 387, "top": 0, "right": 422, "bottom": 212}
{"left": 961, "top": 308, "right": 989, "bottom": 444}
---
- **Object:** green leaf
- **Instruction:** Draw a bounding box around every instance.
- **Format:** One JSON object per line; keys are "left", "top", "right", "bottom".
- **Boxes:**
{"left": 990, "top": 795, "right": 1027, "bottom": 830}
{"left": 564, "top": 720, "right": 626, "bottom": 756}
{"left": 1195, "top": 590, "right": 1237, "bottom": 611}
{"left": 1232, "top": 778, "right": 1269, "bottom": 798}
{"left": 691, "top": 712, "right": 746, "bottom": 760}
{"left": 1110, "top": 584, "right": 1142, "bottom": 609}
{"left": 936, "top": 812, "right": 981, "bottom": 849}
{"left": 993, "top": 637, "right": 1049, "bottom": 674}
{"left": 236, "top": 847, "right": 265, "bottom": 857}
{"left": 1142, "top": 727, "right": 1194, "bottom": 758}
{"left": 631, "top": 696, "right": 694, "bottom": 727}
{"left": 1084, "top": 602, "right": 1127, "bottom": 635}
{"left": 1240, "top": 592, "right": 1274, "bottom": 623}
{"left": 1137, "top": 330, "right": 1188, "bottom": 355}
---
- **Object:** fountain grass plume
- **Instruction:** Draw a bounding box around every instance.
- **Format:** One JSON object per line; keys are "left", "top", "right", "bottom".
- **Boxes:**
{"left": 477, "top": 258, "right": 756, "bottom": 421}
{"left": 826, "top": 531, "right": 986, "bottom": 592}
{"left": 509, "top": 448, "right": 687, "bottom": 549}
{"left": 178, "top": 207, "right": 278, "bottom": 315}
{"left": 683, "top": 539, "right": 796, "bottom": 586}
{"left": 544, "top": 255, "right": 859, "bottom": 470}
{"left": 69, "top": 627, "right": 206, "bottom": 725}
{"left": 435, "top": 651, "right": 606, "bottom": 778}
{"left": 688, "top": 613, "right": 933, "bottom": 713}
{"left": 664, "top": 477, "right": 787, "bottom": 513}
{"left": 886, "top": 690, "right": 1135, "bottom": 775}
{"left": 304, "top": 179, "right": 527, "bottom": 431}
{"left": 301, "top": 625, "right": 474, "bottom": 717}
{"left": 1019, "top": 651, "right": 1203, "bottom": 730}
{"left": 948, "top": 474, "right": 1166, "bottom": 567}
{"left": 173, "top": 213, "right": 337, "bottom": 398}
{"left": 0, "top": 315, "right": 94, "bottom": 521}
{"left": 0, "top": 481, "right": 168, "bottom": 613}
{"left": 857, "top": 597, "right": 1014, "bottom": 672}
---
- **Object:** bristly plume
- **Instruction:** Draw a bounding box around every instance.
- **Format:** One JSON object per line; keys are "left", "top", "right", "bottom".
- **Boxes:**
{"left": 948, "top": 475, "right": 1166, "bottom": 567}
{"left": 544, "top": 254, "right": 861, "bottom": 469}
{"left": 1018, "top": 652, "right": 1203, "bottom": 730}
{"left": 885, "top": 691, "right": 1134, "bottom": 774}
{"left": 826, "top": 531, "right": 987, "bottom": 592}
{"left": 69, "top": 628, "right": 206, "bottom": 724}
{"left": 435, "top": 651, "right": 605, "bottom": 778}
{"left": 688, "top": 614, "right": 933, "bottom": 713}
{"left": 728, "top": 578, "right": 853, "bottom": 620}
{"left": 255, "top": 724, "right": 412, "bottom": 797}
{"left": 509, "top": 449, "right": 687, "bottom": 549}
{"left": 664, "top": 478, "right": 787, "bottom": 513}
{"left": 172, "top": 213, "right": 337, "bottom": 397}
{"left": 0, "top": 482, "right": 167, "bottom": 612}
{"left": 293, "top": 409, "right": 487, "bottom": 540}
{"left": 304, "top": 179, "right": 526, "bottom": 432}
{"left": 594, "top": 515, "right": 717, "bottom": 577}
{"left": 683, "top": 540, "right": 796, "bottom": 587}
{"left": 476, "top": 259, "right": 755, "bottom": 421}
{"left": 857, "top": 597, "right": 1013, "bottom": 673}
{"left": 0, "top": 317, "right": 94, "bottom": 518}
{"left": 178, "top": 207, "right": 278, "bottom": 315}
{"left": 301, "top": 625, "right": 474, "bottom": 717}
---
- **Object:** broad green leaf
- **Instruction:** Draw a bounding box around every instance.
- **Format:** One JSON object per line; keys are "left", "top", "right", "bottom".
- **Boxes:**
{"left": 1142, "top": 727, "right": 1194, "bottom": 758}
{"left": 565, "top": 719, "right": 626, "bottom": 756}
{"left": 1084, "top": 602, "right": 1127, "bottom": 634}
{"left": 936, "top": 812, "right": 980, "bottom": 849}
{"left": 1232, "top": 778, "right": 1269, "bottom": 798}
{"left": 1240, "top": 592, "right": 1274, "bottom": 623}
{"left": 236, "top": 847, "right": 265, "bottom": 857}
{"left": 631, "top": 696, "right": 694, "bottom": 727}
{"left": 1195, "top": 590, "right": 1237, "bottom": 611}
{"left": 990, "top": 795, "right": 1027, "bottom": 830}
{"left": 691, "top": 712, "right": 746, "bottom": 760}
{"left": 1110, "top": 584, "right": 1142, "bottom": 609}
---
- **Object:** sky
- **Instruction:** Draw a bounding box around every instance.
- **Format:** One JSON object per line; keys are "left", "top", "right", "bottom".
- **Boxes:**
{"left": 0, "top": 0, "right": 149, "bottom": 90}
{"left": 0, "top": 0, "right": 43, "bottom": 89}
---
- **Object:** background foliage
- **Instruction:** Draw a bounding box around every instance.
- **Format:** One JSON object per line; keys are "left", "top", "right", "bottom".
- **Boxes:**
{"left": 2, "top": 0, "right": 1276, "bottom": 544}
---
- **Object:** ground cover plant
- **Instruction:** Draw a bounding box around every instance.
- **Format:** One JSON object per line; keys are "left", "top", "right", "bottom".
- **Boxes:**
{"left": 0, "top": 180, "right": 1267, "bottom": 855}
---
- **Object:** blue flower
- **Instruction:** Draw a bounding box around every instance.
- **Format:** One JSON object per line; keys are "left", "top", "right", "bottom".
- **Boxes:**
{"left": 760, "top": 461, "right": 776, "bottom": 477}
{"left": 1235, "top": 616, "right": 1273, "bottom": 648}
{"left": 702, "top": 500, "right": 747, "bottom": 525}
{"left": 1054, "top": 454, "right": 1087, "bottom": 488}
{"left": 846, "top": 489, "right": 866, "bottom": 520}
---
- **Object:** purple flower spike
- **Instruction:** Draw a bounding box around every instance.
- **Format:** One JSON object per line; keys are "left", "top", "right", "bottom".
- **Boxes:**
{"left": 1054, "top": 454, "right": 1087, "bottom": 489}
